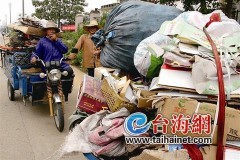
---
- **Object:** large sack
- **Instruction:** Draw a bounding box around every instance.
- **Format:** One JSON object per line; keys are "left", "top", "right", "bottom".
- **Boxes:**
{"left": 95, "top": 1, "right": 182, "bottom": 75}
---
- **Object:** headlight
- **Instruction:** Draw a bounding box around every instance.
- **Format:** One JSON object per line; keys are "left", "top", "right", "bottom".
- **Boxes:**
{"left": 48, "top": 69, "right": 61, "bottom": 81}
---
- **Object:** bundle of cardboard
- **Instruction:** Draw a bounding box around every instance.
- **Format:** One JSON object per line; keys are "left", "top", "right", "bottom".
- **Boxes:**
{"left": 147, "top": 19, "right": 240, "bottom": 106}
{"left": 8, "top": 16, "right": 47, "bottom": 37}
{"left": 19, "top": 16, "right": 45, "bottom": 28}
{"left": 3, "top": 16, "right": 48, "bottom": 49}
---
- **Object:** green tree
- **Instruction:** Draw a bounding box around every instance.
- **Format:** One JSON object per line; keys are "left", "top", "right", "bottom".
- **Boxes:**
{"left": 159, "top": 0, "right": 176, "bottom": 6}
{"left": 159, "top": 0, "right": 239, "bottom": 16}
{"left": 99, "top": 12, "right": 108, "bottom": 28}
{"left": 160, "top": 0, "right": 221, "bottom": 14}
{"left": 32, "top": 0, "right": 86, "bottom": 26}
{"left": 224, "top": 0, "right": 240, "bottom": 17}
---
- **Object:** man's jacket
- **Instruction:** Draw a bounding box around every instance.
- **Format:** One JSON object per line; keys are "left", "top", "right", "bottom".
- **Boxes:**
{"left": 33, "top": 37, "right": 69, "bottom": 68}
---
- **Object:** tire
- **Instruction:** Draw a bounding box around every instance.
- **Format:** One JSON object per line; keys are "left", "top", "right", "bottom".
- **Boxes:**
{"left": 69, "top": 119, "right": 83, "bottom": 131}
{"left": 69, "top": 110, "right": 88, "bottom": 131}
{"left": 53, "top": 103, "right": 64, "bottom": 132}
{"left": 7, "top": 80, "right": 15, "bottom": 101}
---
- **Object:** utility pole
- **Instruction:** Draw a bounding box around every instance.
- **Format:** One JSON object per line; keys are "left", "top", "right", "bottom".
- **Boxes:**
{"left": 57, "top": 0, "right": 62, "bottom": 28}
{"left": 5, "top": 15, "right": 7, "bottom": 26}
{"left": 5, "top": 14, "right": 7, "bottom": 33}
{"left": 9, "top": 3, "right": 11, "bottom": 24}
{"left": 22, "top": 0, "right": 25, "bottom": 17}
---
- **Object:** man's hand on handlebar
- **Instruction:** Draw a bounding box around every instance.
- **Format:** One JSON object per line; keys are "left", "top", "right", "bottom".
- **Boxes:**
{"left": 31, "top": 57, "right": 37, "bottom": 64}
{"left": 68, "top": 53, "right": 77, "bottom": 60}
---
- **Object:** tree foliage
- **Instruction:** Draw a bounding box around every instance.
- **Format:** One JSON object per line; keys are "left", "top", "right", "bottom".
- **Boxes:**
{"left": 99, "top": 12, "right": 108, "bottom": 28}
{"left": 32, "top": 0, "right": 86, "bottom": 25}
{"left": 160, "top": 0, "right": 176, "bottom": 7}
{"left": 160, "top": 0, "right": 221, "bottom": 14}
{"left": 159, "top": 0, "right": 239, "bottom": 17}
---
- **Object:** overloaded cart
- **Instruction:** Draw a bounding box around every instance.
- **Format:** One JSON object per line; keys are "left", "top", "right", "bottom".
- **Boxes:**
{"left": 2, "top": 16, "right": 73, "bottom": 132}
{"left": 64, "top": 1, "right": 240, "bottom": 160}
{"left": 4, "top": 49, "right": 42, "bottom": 102}
{"left": 3, "top": 16, "right": 46, "bottom": 103}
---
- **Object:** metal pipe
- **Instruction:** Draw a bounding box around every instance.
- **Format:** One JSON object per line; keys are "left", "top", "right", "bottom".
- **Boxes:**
{"left": 58, "top": 81, "right": 64, "bottom": 113}
{"left": 22, "top": 0, "right": 25, "bottom": 17}
{"left": 203, "top": 27, "right": 226, "bottom": 160}
{"left": 9, "top": 3, "right": 11, "bottom": 24}
{"left": 47, "top": 84, "right": 53, "bottom": 116}
{"left": 49, "top": 98, "right": 53, "bottom": 117}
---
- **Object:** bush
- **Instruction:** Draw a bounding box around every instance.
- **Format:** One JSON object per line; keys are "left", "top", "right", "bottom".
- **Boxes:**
{"left": 62, "top": 27, "right": 86, "bottom": 66}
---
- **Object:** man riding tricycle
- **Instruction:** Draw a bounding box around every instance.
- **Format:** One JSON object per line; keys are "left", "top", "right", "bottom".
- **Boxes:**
{"left": 4, "top": 21, "right": 74, "bottom": 132}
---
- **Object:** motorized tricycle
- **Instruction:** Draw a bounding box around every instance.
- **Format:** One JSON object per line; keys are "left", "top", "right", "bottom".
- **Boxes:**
{"left": 4, "top": 49, "right": 73, "bottom": 132}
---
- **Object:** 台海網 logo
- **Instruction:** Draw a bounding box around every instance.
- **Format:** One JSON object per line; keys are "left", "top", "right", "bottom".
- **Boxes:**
{"left": 124, "top": 112, "right": 211, "bottom": 136}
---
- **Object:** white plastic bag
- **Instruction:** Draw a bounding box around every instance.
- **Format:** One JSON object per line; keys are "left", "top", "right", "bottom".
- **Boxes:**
{"left": 173, "top": 10, "right": 240, "bottom": 38}
{"left": 192, "top": 56, "right": 240, "bottom": 95}
{"left": 134, "top": 31, "right": 177, "bottom": 77}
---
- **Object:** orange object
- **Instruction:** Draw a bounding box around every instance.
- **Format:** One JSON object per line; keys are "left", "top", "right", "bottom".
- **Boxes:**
{"left": 0, "top": 45, "right": 13, "bottom": 51}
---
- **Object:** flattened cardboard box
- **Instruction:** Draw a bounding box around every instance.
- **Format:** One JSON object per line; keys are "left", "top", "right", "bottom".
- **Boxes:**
{"left": 200, "top": 144, "right": 240, "bottom": 160}
{"left": 137, "top": 90, "right": 157, "bottom": 109}
{"left": 130, "top": 148, "right": 189, "bottom": 160}
{"left": 155, "top": 98, "right": 240, "bottom": 145}
{"left": 12, "top": 25, "right": 44, "bottom": 37}
{"left": 200, "top": 145, "right": 217, "bottom": 160}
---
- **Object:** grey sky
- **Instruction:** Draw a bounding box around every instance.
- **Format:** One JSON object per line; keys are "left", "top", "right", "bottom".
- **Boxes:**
{"left": 0, "top": 0, "right": 117, "bottom": 25}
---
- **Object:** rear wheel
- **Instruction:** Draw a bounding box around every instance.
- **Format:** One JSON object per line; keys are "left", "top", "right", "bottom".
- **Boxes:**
{"left": 53, "top": 103, "right": 64, "bottom": 132}
{"left": 7, "top": 80, "right": 15, "bottom": 101}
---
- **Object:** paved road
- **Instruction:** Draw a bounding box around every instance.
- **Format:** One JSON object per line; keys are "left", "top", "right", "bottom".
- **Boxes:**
{"left": 0, "top": 66, "right": 86, "bottom": 160}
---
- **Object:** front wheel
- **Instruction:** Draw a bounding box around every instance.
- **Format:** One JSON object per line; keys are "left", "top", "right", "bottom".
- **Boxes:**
{"left": 69, "top": 119, "right": 83, "bottom": 131}
{"left": 7, "top": 80, "right": 15, "bottom": 101}
{"left": 53, "top": 103, "right": 64, "bottom": 132}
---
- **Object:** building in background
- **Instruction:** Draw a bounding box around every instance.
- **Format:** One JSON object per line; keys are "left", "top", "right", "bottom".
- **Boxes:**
{"left": 100, "top": 0, "right": 159, "bottom": 14}
{"left": 90, "top": 8, "right": 101, "bottom": 22}
{"left": 101, "top": 3, "right": 119, "bottom": 13}
{"left": 75, "top": 14, "right": 84, "bottom": 31}
{"left": 61, "top": 24, "right": 75, "bottom": 32}
{"left": 61, "top": 14, "right": 83, "bottom": 32}
{"left": 118, "top": 0, "right": 158, "bottom": 3}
